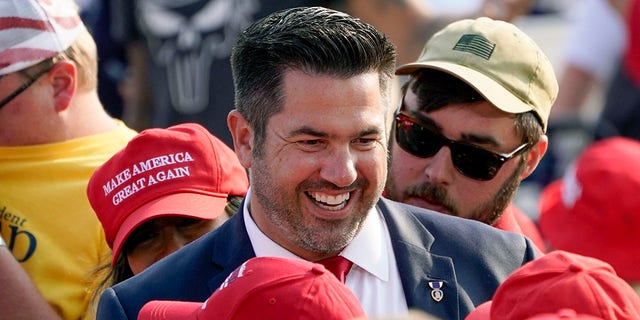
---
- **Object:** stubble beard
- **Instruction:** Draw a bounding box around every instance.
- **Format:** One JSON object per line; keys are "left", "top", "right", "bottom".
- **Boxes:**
{"left": 385, "top": 157, "right": 525, "bottom": 225}
{"left": 251, "top": 159, "right": 380, "bottom": 254}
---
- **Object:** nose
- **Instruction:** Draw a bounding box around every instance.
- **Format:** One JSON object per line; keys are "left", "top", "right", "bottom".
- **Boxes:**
{"left": 422, "top": 146, "right": 455, "bottom": 185}
{"left": 319, "top": 145, "right": 358, "bottom": 188}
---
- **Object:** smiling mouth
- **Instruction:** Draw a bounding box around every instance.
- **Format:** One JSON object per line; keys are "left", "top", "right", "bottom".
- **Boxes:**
{"left": 306, "top": 191, "right": 351, "bottom": 210}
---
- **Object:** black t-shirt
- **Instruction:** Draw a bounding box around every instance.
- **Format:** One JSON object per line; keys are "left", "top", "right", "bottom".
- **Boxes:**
{"left": 111, "top": 0, "right": 333, "bottom": 147}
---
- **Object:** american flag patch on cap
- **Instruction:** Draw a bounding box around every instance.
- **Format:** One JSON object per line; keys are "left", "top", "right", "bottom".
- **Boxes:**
{"left": 0, "top": 0, "right": 85, "bottom": 75}
{"left": 452, "top": 34, "right": 496, "bottom": 60}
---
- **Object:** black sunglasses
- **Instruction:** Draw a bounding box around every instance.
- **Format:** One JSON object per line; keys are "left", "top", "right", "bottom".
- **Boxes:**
{"left": 394, "top": 108, "right": 529, "bottom": 181}
{"left": 0, "top": 60, "right": 56, "bottom": 110}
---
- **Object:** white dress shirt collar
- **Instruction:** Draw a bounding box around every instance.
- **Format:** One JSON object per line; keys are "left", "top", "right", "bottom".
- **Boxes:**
{"left": 243, "top": 187, "right": 389, "bottom": 281}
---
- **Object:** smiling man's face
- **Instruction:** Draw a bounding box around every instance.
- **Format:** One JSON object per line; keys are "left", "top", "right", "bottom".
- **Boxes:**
{"left": 246, "top": 70, "right": 389, "bottom": 260}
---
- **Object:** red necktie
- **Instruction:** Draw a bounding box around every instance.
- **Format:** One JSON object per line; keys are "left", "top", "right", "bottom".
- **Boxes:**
{"left": 317, "top": 256, "right": 353, "bottom": 283}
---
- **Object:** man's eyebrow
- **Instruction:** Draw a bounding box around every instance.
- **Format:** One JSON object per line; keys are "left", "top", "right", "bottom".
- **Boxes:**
{"left": 286, "top": 126, "right": 383, "bottom": 139}
{"left": 359, "top": 127, "right": 383, "bottom": 137}
{"left": 413, "top": 113, "right": 441, "bottom": 131}
{"left": 460, "top": 132, "right": 501, "bottom": 147}
{"left": 287, "top": 126, "right": 328, "bottom": 139}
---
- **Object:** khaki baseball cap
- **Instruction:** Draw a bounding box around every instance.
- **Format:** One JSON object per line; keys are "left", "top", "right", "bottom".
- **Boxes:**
{"left": 396, "top": 17, "right": 558, "bottom": 132}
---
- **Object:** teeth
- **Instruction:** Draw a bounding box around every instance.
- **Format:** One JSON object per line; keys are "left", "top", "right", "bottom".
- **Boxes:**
{"left": 308, "top": 192, "right": 350, "bottom": 206}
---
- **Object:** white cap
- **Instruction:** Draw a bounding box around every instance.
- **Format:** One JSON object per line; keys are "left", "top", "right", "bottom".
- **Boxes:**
{"left": 0, "top": 0, "right": 86, "bottom": 75}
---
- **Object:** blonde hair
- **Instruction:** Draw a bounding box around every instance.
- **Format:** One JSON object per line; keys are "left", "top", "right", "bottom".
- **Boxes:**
{"left": 53, "top": 26, "right": 98, "bottom": 91}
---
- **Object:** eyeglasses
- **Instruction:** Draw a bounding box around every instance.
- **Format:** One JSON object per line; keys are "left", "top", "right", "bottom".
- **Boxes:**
{"left": 0, "top": 60, "right": 56, "bottom": 110}
{"left": 394, "top": 108, "right": 529, "bottom": 181}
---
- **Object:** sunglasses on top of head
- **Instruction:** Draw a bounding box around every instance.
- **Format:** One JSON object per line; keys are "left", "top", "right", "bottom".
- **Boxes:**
{"left": 393, "top": 98, "right": 530, "bottom": 181}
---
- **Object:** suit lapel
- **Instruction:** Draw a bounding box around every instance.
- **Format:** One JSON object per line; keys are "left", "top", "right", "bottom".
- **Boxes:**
{"left": 378, "top": 198, "right": 462, "bottom": 320}
{"left": 207, "top": 200, "right": 256, "bottom": 292}
{"left": 207, "top": 198, "right": 465, "bottom": 318}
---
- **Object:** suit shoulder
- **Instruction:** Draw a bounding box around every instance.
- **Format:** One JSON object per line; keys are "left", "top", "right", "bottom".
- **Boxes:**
{"left": 378, "top": 197, "right": 538, "bottom": 257}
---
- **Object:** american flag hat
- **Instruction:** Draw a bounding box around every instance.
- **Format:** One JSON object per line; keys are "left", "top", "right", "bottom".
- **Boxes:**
{"left": 395, "top": 17, "right": 558, "bottom": 132}
{"left": 0, "top": 0, "right": 86, "bottom": 76}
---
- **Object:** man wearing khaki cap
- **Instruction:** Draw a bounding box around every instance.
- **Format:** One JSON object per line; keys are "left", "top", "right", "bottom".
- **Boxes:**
{"left": 385, "top": 17, "right": 558, "bottom": 252}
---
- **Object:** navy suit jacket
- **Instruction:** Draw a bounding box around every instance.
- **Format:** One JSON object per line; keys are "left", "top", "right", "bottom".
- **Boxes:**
{"left": 97, "top": 198, "right": 539, "bottom": 320}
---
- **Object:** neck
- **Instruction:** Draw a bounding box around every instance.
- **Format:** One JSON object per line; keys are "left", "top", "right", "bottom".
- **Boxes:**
{"left": 0, "top": 90, "right": 119, "bottom": 146}
{"left": 62, "top": 91, "right": 119, "bottom": 139}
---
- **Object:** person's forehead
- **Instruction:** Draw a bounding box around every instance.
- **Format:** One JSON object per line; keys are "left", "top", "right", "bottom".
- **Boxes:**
{"left": 403, "top": 89, "right": 513, "bottom": 123}
{"left": 278, "top": 70, "right": 386, "bottom": 114}
{"left": 282, "top": 69, "right": 383, "bottom": 96}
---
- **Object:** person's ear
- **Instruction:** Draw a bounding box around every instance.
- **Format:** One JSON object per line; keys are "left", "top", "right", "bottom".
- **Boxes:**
{"left": 227, "top": 109, "right": 253, "bottom": 168}
{"left": 520, "top": 134, "right": 548, "bottom": 180}
{"left": 47, "top": 61, "right": 77, "bottom": 112}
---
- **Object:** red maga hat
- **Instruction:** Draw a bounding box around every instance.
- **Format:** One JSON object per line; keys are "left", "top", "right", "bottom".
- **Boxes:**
{"left": 137, "top": 256, "right": 366, "bottom": 320}
{"left": 465, "top": 250, "right": 640, "bottom": 320}
{"left": 539, "top": 137, "right": 640, "bottom": 282}
{"left": 87, "top": 123, "right": 248, "bottom": 265}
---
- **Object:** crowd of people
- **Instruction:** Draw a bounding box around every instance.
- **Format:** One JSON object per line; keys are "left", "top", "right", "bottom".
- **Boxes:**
{"left": 0, "top": 0, "right": 137, "bottom": 318}
{"left": 1, "top": 0, "right": 639, "bottom": 320}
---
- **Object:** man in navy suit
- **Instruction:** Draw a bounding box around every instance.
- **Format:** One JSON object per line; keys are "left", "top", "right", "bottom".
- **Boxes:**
{"left": 97, "top": 7, "right": 540, "bottom": 320}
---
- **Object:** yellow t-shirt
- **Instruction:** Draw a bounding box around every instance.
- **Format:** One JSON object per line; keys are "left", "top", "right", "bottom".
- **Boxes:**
{"left": 0, "top": 121, "right": 137, "bottom": 319}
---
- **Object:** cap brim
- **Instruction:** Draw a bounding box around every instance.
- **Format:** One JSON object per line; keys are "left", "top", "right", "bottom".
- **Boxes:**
{"left": 110, "top": 192, "right": 228, "bottom": 265}
{"left": 396, "top": 61, "right": 533, "bottom": 115}
{"left": 138, "top": 300, "right": 201, "bottom": 320}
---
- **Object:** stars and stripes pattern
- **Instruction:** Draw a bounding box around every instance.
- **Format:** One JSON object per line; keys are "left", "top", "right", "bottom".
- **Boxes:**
{"left": 0, "top": 0, "right": 85, "bottom": 75}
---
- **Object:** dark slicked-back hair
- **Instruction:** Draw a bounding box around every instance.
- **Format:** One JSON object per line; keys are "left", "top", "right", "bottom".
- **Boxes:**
{"left": 231, "top": 6, "right": 396, "bottom": 156}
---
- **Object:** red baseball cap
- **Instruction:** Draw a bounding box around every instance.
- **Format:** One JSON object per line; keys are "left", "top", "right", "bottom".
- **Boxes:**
{"left": 465, "top": 250, "right": 640, "bottom": 320}
{"left": 87, "top": 123, "right": 249, "bottom": 265}
{"left": 137, "top": 256, "right": 366, "bottom": 320}
{"left": 538, "top": 137, "right": 640, "bottom": 282}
